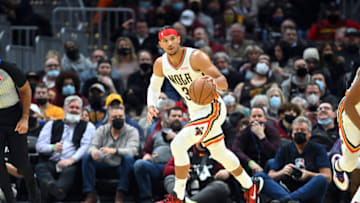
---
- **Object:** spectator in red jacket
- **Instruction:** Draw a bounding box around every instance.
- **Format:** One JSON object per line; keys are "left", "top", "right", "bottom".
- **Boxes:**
{"left": 307, "top": 1, "right": 360, "bottom": 41}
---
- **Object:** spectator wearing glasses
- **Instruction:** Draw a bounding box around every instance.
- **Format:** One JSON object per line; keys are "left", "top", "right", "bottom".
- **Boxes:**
{"left": 39, "top": 51, "right": 62, "bottom": 102}
{"left": 310, "top": 102, "right": 338, "bottom": 152}
{"left": 213, "top": 52, "right": 243, "bottom": 91}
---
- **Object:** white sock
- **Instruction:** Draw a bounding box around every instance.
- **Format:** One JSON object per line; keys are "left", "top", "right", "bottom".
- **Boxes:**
{"left": 335, "top": 159, "right": 343, "bottom": 171}
{"left": 351, "top": 187, "right": 360, "bottom": 203}
{"left": 173, "top": 177, "right": 187, "bottom": 200}
{"left": 235, "top": 170, "right": 253, "bottom": 189}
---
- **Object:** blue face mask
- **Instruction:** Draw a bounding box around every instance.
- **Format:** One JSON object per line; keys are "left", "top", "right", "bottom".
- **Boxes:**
{"left": 62, "top": 84, "right": 75, "bottom": 95}
{"left": 220, "top": 69, "right": 229, "bottom": 75}
{"left": 139, "top": 1, "right": 151, "bottom": 8}
{"left": 317, "top": 118, "right": 332, "bottom": 126}
{"left": 173, "top": 3, "right": 184, "bottom": 11}
{"left": 47, "top": 70, "right": 60, "bottom": 78}
{"left": 270, "top": 96, "right": 281, "bottom": 108}
{"left": 315, "top": 80, "right": 324, "bottom": 92}
{"left": 39, "top": 120, "right": 46, "bottom": 127}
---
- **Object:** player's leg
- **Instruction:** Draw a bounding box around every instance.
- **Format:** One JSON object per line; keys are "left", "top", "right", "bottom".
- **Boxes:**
{"left": 170, "top": 126, "right": 199, "bottom": 200}
{"left": 337, "top": 143, "right": 360, "bottom": 173}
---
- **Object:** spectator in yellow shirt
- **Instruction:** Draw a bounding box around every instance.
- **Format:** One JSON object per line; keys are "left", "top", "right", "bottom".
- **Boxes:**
{"left": 34, "top": 83, "right": 64, "bottom": 120}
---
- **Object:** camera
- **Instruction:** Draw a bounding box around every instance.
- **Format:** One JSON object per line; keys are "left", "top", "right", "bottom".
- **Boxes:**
{"left": 291, "top": 167, "right": 303, "bottom": 180}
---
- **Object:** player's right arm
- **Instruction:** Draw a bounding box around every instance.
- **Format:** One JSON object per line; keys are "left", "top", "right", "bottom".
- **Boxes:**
{"left": 147, "top": 57, "right": 165, "bottom": 124}
{"left": 344, "top": 67, "right": 360, "bottom": 130}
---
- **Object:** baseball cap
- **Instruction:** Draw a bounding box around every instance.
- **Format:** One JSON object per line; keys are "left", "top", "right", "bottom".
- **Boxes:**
{"left": 90, "top": 83, "right": 105, "bottom": 93}
{"left": 303, "top": 47, "right": 320, "bottom": 61}
{"left": 30, "top": 103, "right": 41, "bottom": 115}
{"left": 180, "top": 10, "right": 195, "bottom": 27}
{"left": 345, "top": 27, "right": 360, "bottom": 37}
{"left": 105, "top": 93, "right": 123, "bottom": 107}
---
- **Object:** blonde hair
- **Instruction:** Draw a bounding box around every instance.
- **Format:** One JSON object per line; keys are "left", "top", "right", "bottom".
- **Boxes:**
{"left": 45, "top": 50, "right": 61, "bottom": 65}
{"left": 266, "top": 86, "right": 286, "bottom": 104}
{"left": 112, "top": 37, "right": 137, "bottom": 66}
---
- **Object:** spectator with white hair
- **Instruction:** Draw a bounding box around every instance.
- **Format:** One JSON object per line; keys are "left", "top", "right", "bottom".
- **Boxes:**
{"left": 213, "top": 52, "right": 244, "bottom": 90}
{"left": 291, "top": 96, "right": 308, "bottom": 115}
{"left": 35, "top": 95, "right": 95, "bottom": 201}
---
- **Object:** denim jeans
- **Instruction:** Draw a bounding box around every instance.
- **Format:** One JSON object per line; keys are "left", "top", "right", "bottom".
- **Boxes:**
{"left": 133, "top": 159, "right": 165, "bottom": 203}
{"left": 82, "top": 154, "right": 134, "bottom": 193}
{"left": 255, "top": 172, "right": 328, "bottom": 203}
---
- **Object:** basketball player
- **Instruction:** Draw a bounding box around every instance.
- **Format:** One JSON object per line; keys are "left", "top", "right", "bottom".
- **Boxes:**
{"left": 334, "top": 67, "right": 360, "bottom": 202}
{"left": 147, "top": 27, "right": 263, "bottom": 203}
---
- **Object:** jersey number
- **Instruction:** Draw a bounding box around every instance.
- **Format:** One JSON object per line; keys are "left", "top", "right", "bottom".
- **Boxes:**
{"left": 182, "top": 87, "right": 191, "bottom": 100}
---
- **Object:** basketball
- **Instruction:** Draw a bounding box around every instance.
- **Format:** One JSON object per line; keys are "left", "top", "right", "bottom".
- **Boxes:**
{"left": 189, "top": 77, "right": 217, "bottom": 105}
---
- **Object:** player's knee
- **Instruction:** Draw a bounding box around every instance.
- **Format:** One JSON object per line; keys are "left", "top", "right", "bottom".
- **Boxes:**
{"left": 170, "top": 137, "right": 185, "bottom": 155}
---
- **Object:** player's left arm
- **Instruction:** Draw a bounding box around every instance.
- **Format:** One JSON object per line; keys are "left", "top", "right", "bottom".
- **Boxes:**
{"left": 190, "top": 50, "right": 228, "bottom": 90}
{"left": 344, "top": 68, "right": 360, "bottom": 130}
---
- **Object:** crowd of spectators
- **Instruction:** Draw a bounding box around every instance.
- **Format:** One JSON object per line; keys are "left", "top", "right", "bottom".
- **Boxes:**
{"left": 2, "top": 0, "right": 360, "bottom": 203}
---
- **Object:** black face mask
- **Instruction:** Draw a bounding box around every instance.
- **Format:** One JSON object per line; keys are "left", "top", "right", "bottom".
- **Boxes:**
{"left": 327, "top": 14, "right": 340, "bottom": 24}
{"left": 89, "top": 95, "right": 103, "bottom": 110}
{"left": 294, "top": 132, "right": 307, "bottom": 144}
{"left": 284, "top": 115, "right": 296, "bottom": 124}
{"left": 28, "top": 116, "right": 38, "bottom": 130}
{"left": 190, "top": 2, "right": 201, "bottom": 13}
{"left": 112, "top": 118, "right": 124, "bottom": 130}
{"left": 296, "top": 67, "right": 308, "bottom": 77}
{"left": 139, "top": 63, "right": 152, "bottom": 73}
{"left": 323, "top": 53, "right": 333, "bottom": 62}
{"left": 36, "top": 98, "right": 48, "bottom": 105}
{"left": 66, "top": 48, "right": 80, "bottom": 61}
{"left": 169, "top": 120, "right": 182, "bottom": 132}
{"left": 118, "top": 47, "right": 131, "bottom": 55}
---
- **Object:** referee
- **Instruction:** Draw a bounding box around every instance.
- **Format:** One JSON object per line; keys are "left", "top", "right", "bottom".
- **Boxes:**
{"left": 0, "top": 60, "right": 40, "bottom": 203}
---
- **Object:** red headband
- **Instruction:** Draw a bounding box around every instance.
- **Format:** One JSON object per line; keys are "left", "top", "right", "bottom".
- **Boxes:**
{"left": 158, "top": 28, "right": 178, "bottom": 41}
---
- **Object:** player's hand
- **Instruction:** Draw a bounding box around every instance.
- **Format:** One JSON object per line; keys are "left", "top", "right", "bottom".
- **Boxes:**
{"left": 15, "top": 117, "right": 28, "bottom": 134}
{"left": 202, "top": 75, "right": 217, "bottom": 88}
{"left": 147, "top": 105, "right": 159, "bottom": 124}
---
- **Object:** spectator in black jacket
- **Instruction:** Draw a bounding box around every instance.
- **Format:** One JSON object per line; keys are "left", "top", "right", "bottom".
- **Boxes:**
{"left": 310, "top": 102, "right": 339, "bottom": 152}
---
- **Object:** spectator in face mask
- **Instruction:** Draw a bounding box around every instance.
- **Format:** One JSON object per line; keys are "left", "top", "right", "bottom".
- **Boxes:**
{"left": 307, "top": 1, "right": 360, "bottom": 42}
{"left": 35, "top": 95, "right": 95, "bottom": 202}
{"left": 235, "top": 59, "right": 274, "bottom": 108}
{"left": 303, "top": 82, "right": 322, "bottom": 125}
{"left": 61, "top": 40, "right": 92, "bottom": 75}
{"left": 88, "top": 83, "right": 107, "bottom": 127}
{"left": 34, "top": 83, "right": 64, "bottom": 121}
{"left": 311, "top": 71, "right": 339, "bottom": 105}
{"left": 127, "top": 50, "right": 154, "bottom": 109}
{"left": 192, "top": 27, "right": 226, "bottom": 54}
{"left": 81, "top": 106, "right": 138, "bottom": 203}
{"left": 310, "top": 102, "right": 338, "bottom": 152}
{"left": 281, "top": 58, "right": 311, "bottom": 100}
{"left": 266, "top": 86, "right": 286, "bottom": 120}
{"left": 275, "top": 103, "right": 302, "bottom": 143}
{"left": 112, "top": 37, "right": 139, "bottom": 88}
{"left": 53, "top": 71, "right": 89, "bottom": 107}
{"left": 82, "top": 58, "right": 125, "bottom": 98}
{"left": 213, "top": 52, "right": 244, "bottom": 90}
{"left": 134, "top": 106, "right": 184, "bottom": 203}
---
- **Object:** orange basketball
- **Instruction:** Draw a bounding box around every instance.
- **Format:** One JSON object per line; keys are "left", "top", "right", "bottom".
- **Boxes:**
{"left": 189, "top": 77, "right": 217, "bottom": 105}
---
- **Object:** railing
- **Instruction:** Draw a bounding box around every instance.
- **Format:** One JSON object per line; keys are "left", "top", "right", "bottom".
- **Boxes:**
{"left": 52, "top": 7, "right": 136, "bottom": 54}
{"left": 9, "top": 26, "right": 39, "bottom": 46}
{"left": 5, "top": 45, "right": 38, "bottom": 73}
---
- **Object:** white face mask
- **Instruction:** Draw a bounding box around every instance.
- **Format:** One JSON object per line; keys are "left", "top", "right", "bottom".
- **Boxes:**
{"left": 255, "top": 62, "right": 269, "bottom": 75}
{"left": 65, "top": 113, "right": 81, "bottom": 123}
{"left": 306, "top": 94, "right": 319, "bottom": 105}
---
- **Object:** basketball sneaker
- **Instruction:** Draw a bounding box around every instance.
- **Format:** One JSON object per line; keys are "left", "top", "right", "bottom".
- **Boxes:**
{"left": 331, "top": 153, "right": 349, "bottom": 191}
{"left": 243, "top": 177, "right": 264, "bottom": 203}
{"left": 155, "top": 192, "right": 183, "bottom": 203}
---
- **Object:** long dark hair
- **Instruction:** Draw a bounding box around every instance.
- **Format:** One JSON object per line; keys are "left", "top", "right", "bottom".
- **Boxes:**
{"left": 55, "top": 71, "right": 81, "bottom": 94}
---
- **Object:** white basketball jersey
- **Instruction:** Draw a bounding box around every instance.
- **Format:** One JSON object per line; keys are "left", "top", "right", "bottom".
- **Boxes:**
{"left": 162, "top": 47, "right": 210, "bottom": 112}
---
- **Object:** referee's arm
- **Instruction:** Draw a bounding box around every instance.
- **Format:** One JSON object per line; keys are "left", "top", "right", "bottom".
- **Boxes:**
{"left": 15, "top": 80, "right": 31, "bottom": 134}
